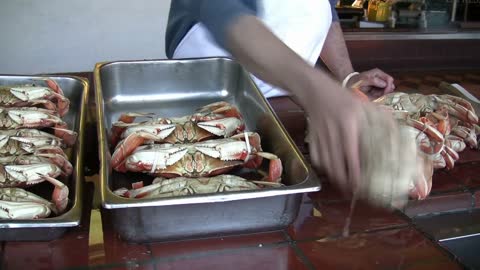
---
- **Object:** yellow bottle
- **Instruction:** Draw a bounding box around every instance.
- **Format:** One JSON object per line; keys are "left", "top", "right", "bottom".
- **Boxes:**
{"left": 376, "top": 2, "right": 391, "bottom": 22}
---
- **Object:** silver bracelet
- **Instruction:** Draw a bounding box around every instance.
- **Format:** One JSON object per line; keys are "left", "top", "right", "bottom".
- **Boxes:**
{"left": 342, "top": 72, "right": 360, "bottom": 88}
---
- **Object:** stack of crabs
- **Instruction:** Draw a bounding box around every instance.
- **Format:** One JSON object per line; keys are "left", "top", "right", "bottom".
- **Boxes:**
{"left": 0, "top": 79, "right": 77, "bottom": 219}
{"left": 372, "top": 92, "right": 480, "bottom": 200}
{"left": 110, "top": 101, "right": 284, "bottom": 199}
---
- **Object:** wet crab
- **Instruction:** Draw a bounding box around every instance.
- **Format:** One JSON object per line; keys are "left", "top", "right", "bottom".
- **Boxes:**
{"left": 114, "top": 174, "right": 283, "bottom": 199}
{"left": 110, "top": 101, "right": 245, "bottom": 147}
{"left": 112, "top": 132, "right": 283, "bottom": 183}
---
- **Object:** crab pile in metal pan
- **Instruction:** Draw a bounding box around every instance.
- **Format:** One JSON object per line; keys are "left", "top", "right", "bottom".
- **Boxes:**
{"left": 109, "top": 101, "right": 284, "bottom": 199}
{"left": 372, "top": 92, "right": 480, "bottom": 200}
{"left": 0, "top": 79, "right": 77, "bottom": 219}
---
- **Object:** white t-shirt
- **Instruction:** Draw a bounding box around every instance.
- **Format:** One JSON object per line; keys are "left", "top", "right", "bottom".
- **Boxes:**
{"left": 173, "top": 0, "right": 333, "bottom": 98}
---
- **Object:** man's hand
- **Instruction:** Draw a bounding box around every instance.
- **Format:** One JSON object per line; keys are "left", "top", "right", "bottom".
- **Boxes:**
{"left": 347, "top": 68, "right": 395, "bottom": 100}
{"left": 305, "top": 71, "right": 414, "bottom": 207}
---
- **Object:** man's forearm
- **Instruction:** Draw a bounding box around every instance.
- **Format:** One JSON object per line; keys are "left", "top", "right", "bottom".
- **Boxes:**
{"left": 320, "top": 22, "right": 355, "bottom": 81}
{"left": 225, "top": 15, "right": 341, "bottom": 108}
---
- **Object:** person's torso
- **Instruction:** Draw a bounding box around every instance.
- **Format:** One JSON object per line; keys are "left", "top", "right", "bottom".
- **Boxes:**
{"left": 172, "top": 0, "right": 333, "bottom": 98}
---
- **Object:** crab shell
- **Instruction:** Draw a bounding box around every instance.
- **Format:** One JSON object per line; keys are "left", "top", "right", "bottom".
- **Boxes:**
{"left": 0, "top": 188, "right": 55, "bottom": 219}
{"left": 0, "top": 129, "right": 65, "bottom": 156}
{"left": 0, "top": 107, "right": 63, "bottom": 129}
{"left": 0, "top": 175, "right": 69, "bottom": 219}
{"left": 110, "top": 101, "right": 245, "bottom": 147}
{"left": 114, "top": 175, "right": 266, "bottom": 199}
{"left": 0, "top": 153, "right": 73, "bottom": 177}
{"left": 118, "top": 132, "right": 282, "bottom": 182}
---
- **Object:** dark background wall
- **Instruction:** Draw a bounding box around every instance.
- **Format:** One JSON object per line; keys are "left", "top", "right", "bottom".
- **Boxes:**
{"left": 345, "top": 38, "right": 480, "bottom": 72}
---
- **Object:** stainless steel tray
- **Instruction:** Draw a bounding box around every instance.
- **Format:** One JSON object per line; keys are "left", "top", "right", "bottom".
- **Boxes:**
{"left": 95, "top": 57, "right": 321, "bottom": 242}
{"left": 0, "top": 75, "right": 87, "bottom": 241}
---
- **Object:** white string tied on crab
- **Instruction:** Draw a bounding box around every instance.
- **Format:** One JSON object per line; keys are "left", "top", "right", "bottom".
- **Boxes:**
{"left": 244, "top": 132, "right": 251, "bottom": 162}
{"left": 151, "top": 150, "right": 159, "bottom": 174}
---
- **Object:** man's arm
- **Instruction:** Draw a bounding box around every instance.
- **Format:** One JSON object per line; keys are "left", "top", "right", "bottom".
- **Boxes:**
{"left": 320, "top": 16, "right": 395, "bottom": 98}
{"left": 320, "top": 22, "right": 355, "bottom": 82}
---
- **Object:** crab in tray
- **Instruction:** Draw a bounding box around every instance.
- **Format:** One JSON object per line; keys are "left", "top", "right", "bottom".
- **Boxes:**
{"left": 0, "top": 79, "right": 70, "bottom": 117}
{"left": 114, "top": 175, "right": 284, "bottom": 199}
{"left": 110, "top": 101, "right": 284, "bottom": 199}
{"left": 110, "top": 101, "right": 245, "bottom": 147}
{"left": 0, "top": 78, "right": 77, "bottom": 219}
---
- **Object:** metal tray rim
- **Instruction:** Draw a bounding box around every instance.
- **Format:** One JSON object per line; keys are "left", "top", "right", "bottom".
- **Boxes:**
{"left": 95, "top": 58, "right": 321, "bottom": 209}
{"left": 0, "top": 74, "right": 87, "bottom": 228}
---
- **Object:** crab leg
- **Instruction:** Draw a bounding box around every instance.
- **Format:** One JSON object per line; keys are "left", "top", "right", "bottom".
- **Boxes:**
{"left": 441, "top": 146, "right": 458, "bottom": 170}
{"left": 36, "top": 153, "right": 73, "bottom": 176}
{"left": 406, "top": 118, "right": 445, "bottom": 144}
{"left": 40, "top": 174, "right": 69, "bottom": 214}
{"left": 44, "top": 79, "right": 70, "bottom": 117}
{"left": 409, "top": 157, "right": 433, "bottom": 200}
{"left": 253, "top": 152, "right": 283, "bottom": 183}
{"left": 52, "top": 125, "right": 77, "bottom": 147}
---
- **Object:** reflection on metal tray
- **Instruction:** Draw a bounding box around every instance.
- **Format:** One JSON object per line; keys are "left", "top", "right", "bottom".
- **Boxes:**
{"left": 0, "top": 75, "right": 88, "bottom": 241}
{"left": 95, "top": 57, "right": 321, "bottom": 242}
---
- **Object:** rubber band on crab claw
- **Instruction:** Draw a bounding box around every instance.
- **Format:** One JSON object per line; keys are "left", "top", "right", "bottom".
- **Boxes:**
{"left": 244, "top": 131, "right": 251, "bottom": 163}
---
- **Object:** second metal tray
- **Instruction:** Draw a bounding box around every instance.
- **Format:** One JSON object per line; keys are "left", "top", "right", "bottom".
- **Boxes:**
{"left": 95, "top": 57, "right": 321, "bottom": 242}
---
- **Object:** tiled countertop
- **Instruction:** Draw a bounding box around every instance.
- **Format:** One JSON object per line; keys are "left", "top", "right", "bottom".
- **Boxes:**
{"left": 1, "top": 70, "right": 479, "bottom": 269}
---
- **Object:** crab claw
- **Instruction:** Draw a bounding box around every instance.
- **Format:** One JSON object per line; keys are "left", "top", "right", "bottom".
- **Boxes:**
{"left": 421, "top": 109, "right": 450, "bottom": 136}
{"left": 39, "top": 174, "right": 69, "bottom": 214}
{"left": 409, "top": 156, "right": 433, "bottom": 200}
{"left": 7, "top": 108, "right": 63, "bottom": 128}
{"left": 196, "top": 101, "right": 243, "bottom": 119}
{"left": 446, "top": 135, "right": 467, "bottom": 152}
{"left": 37, "top": 152, "right": 73, "bottom": 176}
{"left": 110, "top": 112, "right": 156, "bottom": 146}
{"left": 441, "top": 147, "right": 457, "bottom": 170}
{"left": 29, "top": 99, "right": 58, "bottom": 113}
{"left": 117, "top": 123, "right": 176, "bottom": 143}
{"left": 452, "top": 125, "right": 478, "bottom": 149}
{"left": 197, "top": 117, "right": 245, "bottom": 138}
{"left": 35, "top": 145, "right": 68, "bottom": 157}
{"left": 231, "top": 132, "right": 282, "bottom": 182}
{"left": 256, "top": 152, "right": 283, "bottom": 183}
{"left": 111, "top": 131, "right": 175, "bottom": 172}
{"left": 52, "top": 124, "right": 77, "bottom": 146}
{"left": 44, "top": 79, "right": 70, "bottom": 117}
{"left": 406, "top": 118, "right": 445, "bottom": 144}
